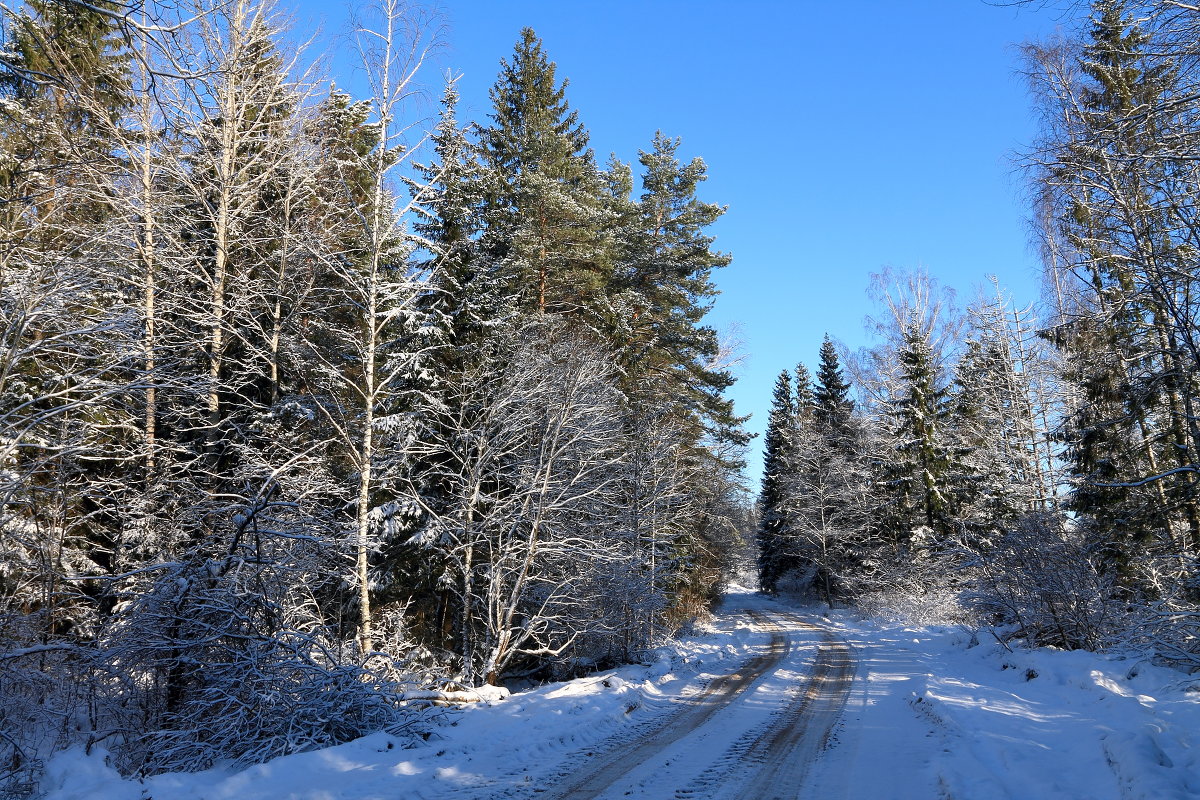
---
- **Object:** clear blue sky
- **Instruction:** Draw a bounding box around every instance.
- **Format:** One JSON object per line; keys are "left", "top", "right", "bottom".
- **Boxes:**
{"left": 291, "top": 0, "right": 1075, "bottom": 485}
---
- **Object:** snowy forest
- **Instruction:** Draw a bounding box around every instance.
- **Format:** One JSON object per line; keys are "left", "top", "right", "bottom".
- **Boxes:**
{"left": 6, "top": 0, "right": 1200, "bottom": 795}
{"left": 0, "top": 0, "right": 751, "bottom": 785}
{"left": 757, "top": 1, "right": 1200, "bottom": 663}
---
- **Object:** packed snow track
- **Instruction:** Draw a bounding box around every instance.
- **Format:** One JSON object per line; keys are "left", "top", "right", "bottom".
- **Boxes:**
{"left": 540, "top": 608, "right": 856, "bottom": 800}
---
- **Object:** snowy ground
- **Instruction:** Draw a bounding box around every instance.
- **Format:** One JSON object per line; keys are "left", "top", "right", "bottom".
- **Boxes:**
{"left": 41, "top": 588, "right": 1200, "bottom": 800}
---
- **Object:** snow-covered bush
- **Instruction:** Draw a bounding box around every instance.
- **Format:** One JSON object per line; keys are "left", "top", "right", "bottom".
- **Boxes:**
{"left": 99, "top": 542, "right": 416, "bottom": 776}
{"left": 853, "top": 584, "right": 970, "bottom": 627}
{"left": 966, "top": 513, "right": 1119, "bottom": 650}
{"left": 0, "top": 638, "right": 91, "bottom": 797}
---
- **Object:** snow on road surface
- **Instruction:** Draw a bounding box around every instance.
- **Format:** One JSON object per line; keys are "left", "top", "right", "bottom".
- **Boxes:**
{"left": 544, "top": 608, "right": 854, "bottom": 800}
{"left": 42, "top": 588, "right": 1200, "bottom": 800}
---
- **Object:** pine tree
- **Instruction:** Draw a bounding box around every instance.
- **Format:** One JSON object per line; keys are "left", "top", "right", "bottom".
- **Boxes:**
{"left": 612, "top": 131, "right": 741, "bottom": 450}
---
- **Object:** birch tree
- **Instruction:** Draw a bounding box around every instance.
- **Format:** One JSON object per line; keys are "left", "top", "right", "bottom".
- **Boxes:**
{"left": 297, "top": 0, "right": 439, "bottom": 655}
{"left": 409, "top": 321, "right": 624, "bottom": 685}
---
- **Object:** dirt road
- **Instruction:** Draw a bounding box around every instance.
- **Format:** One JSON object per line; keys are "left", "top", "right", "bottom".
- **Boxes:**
{"left": 541, "top": 608, "right": 856, "bottom": 800}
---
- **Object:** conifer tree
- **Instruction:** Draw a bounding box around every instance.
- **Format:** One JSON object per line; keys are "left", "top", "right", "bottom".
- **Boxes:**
{"left": 813, "top": 334, "right": 854, "bottom": 436}
{"left": 948, "top": 294, "right": 1058, "bottom": 551}
{"left": 0, "top": 0, "right": 130, "bottom": 229}
{"left": 885, "top": 322, "right": 956, "bottom": 549}
{"left": 481, "top": 27, "right": 612, "bottom": 319}
{"left": 613, "top": 131, "right": 740, "bottom": 449}
{"left": 784, "top": 353, "right": 869, "bottom": 608}
{"left": 757, "top": 370, "right": 795, "bottom": 592}
{"left": 0, "top": 0, "right": 135, "bottom": 643}
{"left": 412, "top": 78, "right": 503, "bottom": 361}
{"left": 794, "top": 362, "right": 814, "bottom": 415}
{"left": 1031, "top": 0, "right": 1199, "bottom": 575}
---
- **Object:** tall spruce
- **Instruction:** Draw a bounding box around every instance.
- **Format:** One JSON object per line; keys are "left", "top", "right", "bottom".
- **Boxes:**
{"left": 412, "top": 78, "right": 503, "bottom": 361}
{"left": 813, "top": 334, "right": 854, "bottom": 435}
{"left": 886, "top": 322, "right": 956, "bottom": 548}
{"left": 1033, "top": 0, "right": 1197, "bottom": 575}
{"left": 757, "top": 370, "right": 795, "bottom": 592}
{"left": 481, "top": 27, "right": 612, "bottom": 319}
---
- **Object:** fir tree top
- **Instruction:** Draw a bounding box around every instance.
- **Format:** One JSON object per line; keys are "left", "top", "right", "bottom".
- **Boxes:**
{"left": 485, "top": 27, "right": 592, "bottom": 178}
{"left": 814, "top": 334, "right": 853, "bottom": 430}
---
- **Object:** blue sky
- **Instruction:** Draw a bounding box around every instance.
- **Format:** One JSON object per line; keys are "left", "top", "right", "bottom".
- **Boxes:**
{"left": 292, "top": 0, "right": 1074, "bottom": 484}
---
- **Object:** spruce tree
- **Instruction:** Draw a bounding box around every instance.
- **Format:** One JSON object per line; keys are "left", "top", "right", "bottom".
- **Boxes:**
{"left": 0, "top": 0, "right": 131, "bottom": 227}
{"left": 412, "top": 78, "right": 504, "bottom": 361}
{"left": 757, "top": 370, "right": 795, "bottom": 592}
{"left": 949, "top": 331, "right": 1033, "bottom": 549}
{"left": 885, "top": 323, "right": 956, "bottom": 549}
{"left": 0, "top": 0, "right": 134, "bottom": 640}
{"left": 794, "top": 362, "right": 814, "bottom": 415}
{"left": 1039, "top": 0, "right": 1192, "bottom": 572}
{"left": 404, "top": 79, "right": 503, "bottom": 652}
{"left": 813, "top": 334, "right": 854, "bottom": 435}
{"left": 481, "top": 27, "right": 612, "bottom": 319}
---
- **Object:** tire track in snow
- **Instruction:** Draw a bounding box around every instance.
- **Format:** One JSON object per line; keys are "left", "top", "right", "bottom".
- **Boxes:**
{"left": 720, "top": 611, "right": 855, "bottom": 800}
{"left": 540, "top": 609, "right": 791, "bottom": 800}
{"left": 539, "top": 608, "right": 855, "bottom": 800}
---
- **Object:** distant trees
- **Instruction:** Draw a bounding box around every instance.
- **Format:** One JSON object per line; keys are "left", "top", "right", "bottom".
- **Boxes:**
{"left": 757, "top": 369, "right": 798, "bottom": 593}
{"left": 757, "top": 337, "right": 870, "bottom": 606}
{"left": 756, "top": 273, "right": 1059, "bottom": 611}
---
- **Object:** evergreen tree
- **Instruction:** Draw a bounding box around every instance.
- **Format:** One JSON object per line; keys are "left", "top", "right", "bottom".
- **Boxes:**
{"left": 950, "top": 335, "right": 1027, "bottom": 548}
{"left": 0, "top": 0, "right": 134, "bottom": 643}
{"left": 813, "top": 334, "right": 854, "bottom": 435}
{"left": 481, "top": 27, "right": 612, "bottom": 319}
{"left": 948, "top": 295, "right": 1055, "bottom": 552}
{"left": 0, "top": 0, "right": 130, "bottom": 228}
{"left": 884, "top": 322, "right": 957, "bottom": 549}
{"left": 1034, "top": 0, "right": 1197, "bottom": 575}
{"left": 412, "top": 78, "right": 505, "bottom": 361}
{"left": 794, "top": 362, "right": 814, "bottom": 415}
{"left": 403, "top": 79, "right": 504, "bottom": 652}
{"left": 613, "top": 131, "right": 744, "bottom": 452}
{"left": 757, "top": 370, "right": 795, "bottom": 592}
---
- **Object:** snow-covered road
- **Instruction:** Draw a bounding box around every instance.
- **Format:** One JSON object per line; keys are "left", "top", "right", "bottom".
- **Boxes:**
{"left": 546, "top": 608, "right": 854, "bottom": 800}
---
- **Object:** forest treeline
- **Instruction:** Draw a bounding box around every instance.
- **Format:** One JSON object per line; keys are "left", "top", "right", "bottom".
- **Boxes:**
{"left": 757, "top": 0, "right": 1200, "bottom": 667}
{"left": 0, "top": 0, "right": 750, "bottom": 782}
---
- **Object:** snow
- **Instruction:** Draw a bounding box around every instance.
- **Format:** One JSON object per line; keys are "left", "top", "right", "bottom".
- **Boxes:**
{"left": 41, "top": 588, "right": 1200, "bottom": 800}
{"left": 807, "top": 607, "right": 1200, "bottom": 800}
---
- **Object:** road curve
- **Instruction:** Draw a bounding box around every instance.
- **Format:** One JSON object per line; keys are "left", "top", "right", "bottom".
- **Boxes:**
{"left": 543, "top": 607, "right": 856, "bottom": 800}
